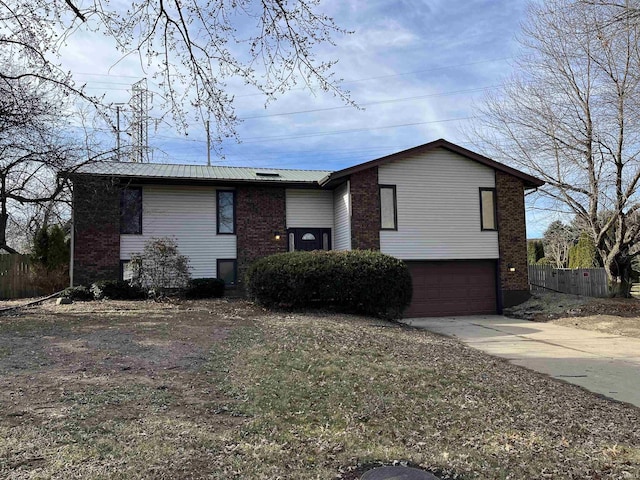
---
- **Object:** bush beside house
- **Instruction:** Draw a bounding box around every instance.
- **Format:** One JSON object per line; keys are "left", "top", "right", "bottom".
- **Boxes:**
{"left": 245, "top": 250, "right": 412, "bottom": 319}
{"left": 184, "top": 278, "right": 225, "bottom": 299}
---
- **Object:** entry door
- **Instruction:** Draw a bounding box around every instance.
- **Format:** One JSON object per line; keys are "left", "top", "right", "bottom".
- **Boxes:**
{"left": 287, "top": 228, "right": 331, "bottom": 251}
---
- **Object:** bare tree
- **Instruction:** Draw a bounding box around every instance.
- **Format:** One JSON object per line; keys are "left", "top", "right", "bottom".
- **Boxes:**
{"left": 0, "top": 71, "right": 112, "bottom": 252}
{"left": 0, "top": 0, "right": 351, "bottom": 141}
{"left": 542, "top": 221, "right": 577, "bottom": 268}
{"left": 471, "top": 0, "right": 640, "bottom": 295}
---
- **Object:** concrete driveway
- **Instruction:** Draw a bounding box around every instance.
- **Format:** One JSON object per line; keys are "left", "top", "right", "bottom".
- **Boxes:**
{"left": 402, "top": 315, "right": 640, "bottom": 408}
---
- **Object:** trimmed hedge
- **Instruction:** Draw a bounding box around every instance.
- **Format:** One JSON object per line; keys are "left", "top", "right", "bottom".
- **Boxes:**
{"left": 61, "top": 285, "right": 94, "bottom": 301}
{"left": 245, "top": 250, "right": 412, "bottom": 319}
{"left": 185, "top": 278, "right": 225, "bottom": 299}
{"left": 91, "top": 280, "right": 147, "bottom": 300}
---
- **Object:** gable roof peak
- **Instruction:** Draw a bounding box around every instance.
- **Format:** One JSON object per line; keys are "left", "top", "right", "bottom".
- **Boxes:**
{"left": 320, "top": 138, "right": 544, "bottom": 189}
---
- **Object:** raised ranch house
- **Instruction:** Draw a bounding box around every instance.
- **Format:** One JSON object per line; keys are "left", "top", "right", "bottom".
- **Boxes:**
{"left": 66, "top": 139, "right": 544, "bottom": 317}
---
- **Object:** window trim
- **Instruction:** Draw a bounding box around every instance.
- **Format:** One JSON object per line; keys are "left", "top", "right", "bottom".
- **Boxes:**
{"left": 120, "top": 186, "right": 143, "bottom": 235}
{"left": 217, "top": 258, "right": 237, "bottom": 287}
{"left": 379, "top": 184, "right": 398, "bottom": 231}
{"left": 216, "top": 190, "right": 236, "bottom": 235}
{"left": 479, "top": 187, "right": 498, "bottom": 231}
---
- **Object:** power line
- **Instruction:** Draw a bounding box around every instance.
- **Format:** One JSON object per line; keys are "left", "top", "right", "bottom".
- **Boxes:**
{"left": 238, "top": 86, "right": 499, "bottom": 120}
{"left": 240, "top": 117, "right": 474, "bottom": 143}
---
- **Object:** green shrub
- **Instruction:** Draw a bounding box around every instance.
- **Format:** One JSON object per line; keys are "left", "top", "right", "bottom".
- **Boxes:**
{"left": 91, "top": 280, "right": 146, "bottom": 300}
{"left": 62, "top": 285, "right": 94, "bottom": 301}
{"left": 245, "top": 250, "right": 412, "bottom": 319}
{"left": 185, "top": 278, "right": 225, "bottom": 299}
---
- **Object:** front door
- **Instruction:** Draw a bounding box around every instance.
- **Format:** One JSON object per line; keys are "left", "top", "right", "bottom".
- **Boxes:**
{"left": 287, "top": 228, "right": 331, "bottom": 252}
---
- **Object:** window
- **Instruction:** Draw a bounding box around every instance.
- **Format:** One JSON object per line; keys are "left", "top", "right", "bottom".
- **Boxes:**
{"left": 380, "top": 185, "right": 397, "bottom": 230}
{"left": 217, "top": 259, "right": 237, "bottom": 286}
{"left": 217, "top": 190, "right": 235, "bottom": 234}
{"left": 120, "top": 187, "right": 142, "bottom": 234}
{"left": 480, "top": 188, "right": 497, "bottom": 231}
{"left": 120, "top": 260, "right": 134, "bottom": 281}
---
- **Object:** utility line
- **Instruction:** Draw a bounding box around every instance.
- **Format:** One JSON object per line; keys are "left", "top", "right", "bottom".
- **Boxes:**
{"left": 238, "top": 86, "right": 499, "bottom": 120}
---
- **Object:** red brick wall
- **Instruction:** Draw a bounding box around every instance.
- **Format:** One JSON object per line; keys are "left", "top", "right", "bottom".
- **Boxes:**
{"left": 72, "top": 177, "right": 121, "bottom": 286}
{"left": 236, "top": 185, "right": 287, "bottom": 286}
{"left": 495, "top": 171, "right": 530, "bottom": 307}
{"left": 350, "top": 167, "right": 380, "bottom": 250}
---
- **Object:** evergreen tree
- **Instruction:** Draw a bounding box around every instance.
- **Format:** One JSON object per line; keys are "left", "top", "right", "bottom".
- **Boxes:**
{"left": 568, "top": 232, "right": 597, "bottom": 269}
{"left": 527, "top": 240, "right": 545, "bottom": 264}
{"left": 31, "top": 224, "right": 69, "bottom": 271}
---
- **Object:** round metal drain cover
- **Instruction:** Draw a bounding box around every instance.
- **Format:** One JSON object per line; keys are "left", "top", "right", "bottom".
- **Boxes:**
{"left": 360, "top": 465, "right": 440, "bottom": 480}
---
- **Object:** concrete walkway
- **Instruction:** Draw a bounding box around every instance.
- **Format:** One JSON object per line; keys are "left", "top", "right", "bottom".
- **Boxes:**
{"left": 402, "top": 316, "right": 640, "bottom": 408}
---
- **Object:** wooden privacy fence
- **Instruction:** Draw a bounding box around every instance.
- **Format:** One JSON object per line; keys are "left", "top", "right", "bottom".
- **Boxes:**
{"left": 0, "top": 254, "right": 41, "bottom": 299}
{"left": 528, "top": 265, "right": 609, "bottom": 297}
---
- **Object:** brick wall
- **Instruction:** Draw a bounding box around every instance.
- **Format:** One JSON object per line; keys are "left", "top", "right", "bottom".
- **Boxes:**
{"left": 72, "top": 177, "right": 121, "bottom": 286}
{"left": 350, "top": 167, "right": 380, "bottom": 250}
{"left": 495, "top": 171, "right": 530, "bottom": 308}
{"left": 236, "top": 185, "right": 287, "bottom": 286}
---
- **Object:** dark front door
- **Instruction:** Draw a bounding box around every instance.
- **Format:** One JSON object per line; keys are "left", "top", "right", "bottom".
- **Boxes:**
{"left": 288, "top": 228, "right": 331, "bottom": 252}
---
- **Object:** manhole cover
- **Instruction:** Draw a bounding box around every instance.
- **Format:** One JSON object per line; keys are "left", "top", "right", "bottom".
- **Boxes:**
{"left": 360, "top": 465, "right": 440, "bottom": 480}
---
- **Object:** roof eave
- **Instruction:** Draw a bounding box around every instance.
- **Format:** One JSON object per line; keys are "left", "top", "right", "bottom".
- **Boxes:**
{"left": 64, "top": 172, "right": 325, "bottom": 188}
{"left": 321, "top": 138, "right": 545, "bottom": 189}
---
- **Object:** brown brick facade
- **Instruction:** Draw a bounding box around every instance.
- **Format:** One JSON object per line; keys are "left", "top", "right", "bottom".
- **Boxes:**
{"left": 236, "top": 185, "right": 287, "bottom": 286}
{"left": 495, "top": 171, "right": 530, "bottom": 308}
{"left": 350, "top": 167, "right": 380, "bottom": 250}
{"left": 72, "top": 177, "right": 121, "bottom": 286}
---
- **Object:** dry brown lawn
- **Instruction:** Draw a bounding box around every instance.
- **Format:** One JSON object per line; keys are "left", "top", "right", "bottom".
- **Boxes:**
{"left": 0, "top": 298, "right": 638, "bottom": 479}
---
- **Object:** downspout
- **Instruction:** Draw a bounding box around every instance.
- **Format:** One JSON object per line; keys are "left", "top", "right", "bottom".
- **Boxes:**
{"left": 69, "top": 183, "right": 74, "bottom": 287}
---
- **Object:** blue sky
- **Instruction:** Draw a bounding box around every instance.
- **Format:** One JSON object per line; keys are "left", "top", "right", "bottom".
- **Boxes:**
{"left": 60, "top": 0, "right": 549, "bottom": 235}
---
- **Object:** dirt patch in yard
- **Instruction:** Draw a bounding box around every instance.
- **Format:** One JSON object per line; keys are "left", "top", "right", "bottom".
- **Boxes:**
{"left": 0, "top": 298, "right": 259, "bottom": 478}
{"left": 506, "top": 292, "right": 640, "bottom": 338}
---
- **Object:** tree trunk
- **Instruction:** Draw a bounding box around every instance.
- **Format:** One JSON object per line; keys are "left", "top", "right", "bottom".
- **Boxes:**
{"left": 603, "top": 254, "right": 633, "bottom": 297}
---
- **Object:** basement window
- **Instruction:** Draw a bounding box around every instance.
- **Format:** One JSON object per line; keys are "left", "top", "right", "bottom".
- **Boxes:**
{"left": 480, "top": 188, "right": 497, "bottom": 231}
{"left": 217, "top": 259, "right": 237, "bottom": 286}
{"left": 120, "top": 187, "right": 142, "bottom": 234}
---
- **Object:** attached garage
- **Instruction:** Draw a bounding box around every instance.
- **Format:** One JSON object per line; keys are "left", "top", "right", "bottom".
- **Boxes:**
{"left": 404, "top": 260, "right": 498, "bottom": 318}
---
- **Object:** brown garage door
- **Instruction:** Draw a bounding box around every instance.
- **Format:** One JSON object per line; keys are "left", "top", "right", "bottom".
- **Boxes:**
{"left": 404, "top": 260, "right": 497, "bottom": 317}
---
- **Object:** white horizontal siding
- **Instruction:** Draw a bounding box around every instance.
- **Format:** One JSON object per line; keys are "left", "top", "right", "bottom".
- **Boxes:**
{"left": 120, "top": 185, "right": 236, "bottom": 278}
{"left": 379, "top": 148, "right": 499, "bottom": 260}
{"left": 333, "top": 181, "right": 351, "bottom": 250}
{"left": 286, "top": 189, "right": 334, "bottom": 229}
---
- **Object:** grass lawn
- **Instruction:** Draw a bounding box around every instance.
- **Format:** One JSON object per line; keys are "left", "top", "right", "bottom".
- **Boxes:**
{"left": 0, "top": 299, "right": 639, "bottom": 479}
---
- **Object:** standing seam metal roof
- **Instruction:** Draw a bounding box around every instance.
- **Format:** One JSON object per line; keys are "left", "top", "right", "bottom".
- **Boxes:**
{"left": 71, "top": 161, "right": 332, "bottom": 183}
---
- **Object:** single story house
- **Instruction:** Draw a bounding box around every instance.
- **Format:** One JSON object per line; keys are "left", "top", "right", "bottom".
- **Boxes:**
{"left": 65, "top": 138, "right": 544, "bottom": 317}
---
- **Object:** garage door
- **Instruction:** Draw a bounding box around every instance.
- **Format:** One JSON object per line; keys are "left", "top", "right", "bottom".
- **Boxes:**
{"left": 404, "top": 260, "right": 497, "bottom": 317}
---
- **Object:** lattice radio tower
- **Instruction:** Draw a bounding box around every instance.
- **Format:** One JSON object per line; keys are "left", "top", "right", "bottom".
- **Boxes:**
{"left": 129, "top": 78, "right": 150, "bottom": 163}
